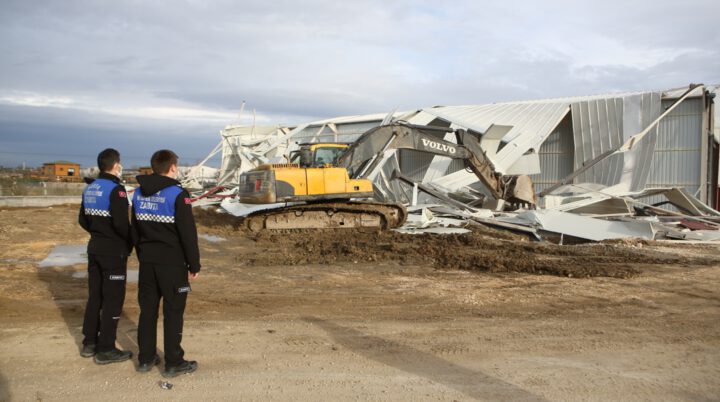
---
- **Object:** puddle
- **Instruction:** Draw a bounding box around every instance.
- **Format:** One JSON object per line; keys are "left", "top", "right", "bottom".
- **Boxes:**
{"left": 199, "top": 234, "right": 226, "bottom": 243}
{"left": 38, "top": 245, "right": 87, "bottom": 267}
{"left": 72, "top": 270, "right": 139, "bottom": 283}
{"left": 39, "top": 245, "right": 139, "bottom": 283}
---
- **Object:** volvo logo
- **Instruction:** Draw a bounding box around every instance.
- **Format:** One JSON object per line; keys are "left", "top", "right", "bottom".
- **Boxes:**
{"left": 421, "top": 138, "right": 457, "bottom": 154}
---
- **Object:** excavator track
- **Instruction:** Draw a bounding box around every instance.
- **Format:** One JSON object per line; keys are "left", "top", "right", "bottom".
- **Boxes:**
{"left": 244, "top": 201, "right": 407, "bottom": 231}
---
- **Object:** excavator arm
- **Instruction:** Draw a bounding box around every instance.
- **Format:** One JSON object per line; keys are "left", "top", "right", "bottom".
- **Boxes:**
{"left": 336, "top": 123, "right": 535, "bottom": 205}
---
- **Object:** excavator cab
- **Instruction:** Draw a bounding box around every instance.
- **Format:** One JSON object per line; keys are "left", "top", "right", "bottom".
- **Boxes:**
{"left": 289, "top": 143, "right": 348, "bottom": 168}
{"left": 238, "top": 141, "right": 375, "bottom": 206}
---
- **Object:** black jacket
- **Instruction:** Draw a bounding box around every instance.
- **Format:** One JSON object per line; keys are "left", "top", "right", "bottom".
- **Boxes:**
{"left": 78, "top": 172, "right": 132, "bottom": 256}
{"left": 131, "top": 174, "right": 201, "bottom": 273}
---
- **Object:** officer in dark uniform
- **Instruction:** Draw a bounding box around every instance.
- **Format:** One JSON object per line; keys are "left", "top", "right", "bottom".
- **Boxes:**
{"left": 78, "top": 148, "right": 133, "bottom": 364}
{"left": 132, "top": 149, "right": 200, "bottom": 377}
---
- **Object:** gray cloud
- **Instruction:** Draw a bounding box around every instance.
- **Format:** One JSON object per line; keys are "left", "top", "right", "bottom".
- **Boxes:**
{"left": 0, "top": 104, "right": 221, "bottom": 167}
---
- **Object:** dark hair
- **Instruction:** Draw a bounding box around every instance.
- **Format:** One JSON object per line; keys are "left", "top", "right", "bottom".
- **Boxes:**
{"left": 151, "top": 149, "right": 179, "bottom": 174}
{"left": 97, "top": 148, "right": 120, "bottom": 172}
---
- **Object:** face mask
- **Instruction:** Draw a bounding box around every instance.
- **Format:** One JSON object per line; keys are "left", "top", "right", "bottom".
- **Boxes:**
{"left": 117, "top": 164, "right": 123, "bottom": 177}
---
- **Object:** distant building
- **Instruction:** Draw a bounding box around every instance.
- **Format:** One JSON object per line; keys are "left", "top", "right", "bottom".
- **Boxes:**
{"left": 138, "top": 166, "right": 153, "bottom": 175}
{"left": 41, "top": 161, "right": 81, "bottom": 181}
{"left": 120, "top": 168, "right": 140, "bottom": 184}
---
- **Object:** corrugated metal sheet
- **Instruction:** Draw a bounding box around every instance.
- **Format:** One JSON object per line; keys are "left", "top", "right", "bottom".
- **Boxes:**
{"left": 531, "top": 115, "right": 574, "bottom": 193}
{"left": 571, "top": 97, "right": 624, "bottom": 186}
{"left": 712, "top": 85, "right": 720, "bottom": 143}
{"left": 399, "top": 150, "right": 442, "bottom": 182}
{"left": 400, "top": 91, "right": 671, "bottom": 195}
{"left": 288, "top": 111, "right": 410, "bottom": 144}
{"left": 415, "top": 102, "right": 570, "bottom": 173}
{"left": 511, "top": 85, "right": 699, "bottom": 104}
{"left": 287, "top": 112, "right": 416, "bottom": 145}
{"left": 570, "top": 92, "right": 663, "bottom": 191}
{"left": 629, "top": 92, "right": 663, "bottom": 191}
{"left": 309, "top": 111, "right": 407, "bottom": 125}
{"left": 219, "top": 125, "right": 290, "bottom": 181}
{"left": 291, "top": 121, "right": 381, "bottom": 143}
{"left": 643, "top": 98, "right": 704, "bottom": 207}
{"left": 662, "top": 86, "right": 705, "bottom": 99}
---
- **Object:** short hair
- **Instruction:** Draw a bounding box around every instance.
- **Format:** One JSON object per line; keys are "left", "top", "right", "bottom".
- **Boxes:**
{"left": 97, "top": 148, "right": 120, "bottom": 172}
{"left": 151, "top": 149, "right": 179, "bottom": 174}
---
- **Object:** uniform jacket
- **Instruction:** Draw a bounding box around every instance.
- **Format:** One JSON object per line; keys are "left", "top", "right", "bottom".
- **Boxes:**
{"left": 131, "top": 174, "right": 201, "bottom": 273}
{"left": 78, "top": 172, "right": 132, "bottom": 256}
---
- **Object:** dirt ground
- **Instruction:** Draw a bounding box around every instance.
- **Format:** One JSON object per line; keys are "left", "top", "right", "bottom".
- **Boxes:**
{"left": 0, "top": 204, "right": 719, "bottom": 401}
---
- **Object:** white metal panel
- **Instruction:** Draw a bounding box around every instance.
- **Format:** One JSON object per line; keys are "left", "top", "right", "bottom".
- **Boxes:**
{"left": 572, "top": 97, "right": 625, "bottom": 186}
{"left": 420, "top": 102, "right": 570, "bottom": 173}
{"left": 571, "top": 92, "right": 662, "bottom": 190}
{"left": 644, "top": 98, "right": 704, "bottom": 207}
{"left": 517, "top": 210, "right": 657, "bottom": 241}
{"left": 530, "top": 114, "right": 574, "bottom": 194}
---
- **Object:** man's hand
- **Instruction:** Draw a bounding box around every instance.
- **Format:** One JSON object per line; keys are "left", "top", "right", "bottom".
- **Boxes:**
{"left": 189, "top": 272, "right": 199, "bottom": 281}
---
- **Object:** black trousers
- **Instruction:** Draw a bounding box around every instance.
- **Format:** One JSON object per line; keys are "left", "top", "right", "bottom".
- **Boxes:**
{"left": 81, "top": 253, "right": 128, "bottom": 352}
{"left": 137, "top": 262, "right": 190, "bottom": 366}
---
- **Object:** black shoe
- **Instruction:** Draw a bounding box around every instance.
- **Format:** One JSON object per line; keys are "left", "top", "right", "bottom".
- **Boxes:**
{"left": 80, "top": 344, "right": 96, "bottom": 358}
{"left": 163, "top": 360, "right": 198, "bottom": 378}
{"left": 93, "top": 348, "right": 133, "bottom": 365}
{"left": 136, "top": 355, "right": 161, "bottom": 373}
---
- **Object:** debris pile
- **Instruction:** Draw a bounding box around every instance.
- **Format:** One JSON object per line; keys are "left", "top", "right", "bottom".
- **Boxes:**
{"left": 183, "top": 84, "right": 720, "bottom": 243}
{"left": 395, "top": 186, "right": 720, "bottom": 243}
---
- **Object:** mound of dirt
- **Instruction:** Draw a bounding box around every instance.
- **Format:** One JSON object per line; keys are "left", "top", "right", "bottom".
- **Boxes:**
{"left": 193, "top": 210, "right": 720, "bottom": 278}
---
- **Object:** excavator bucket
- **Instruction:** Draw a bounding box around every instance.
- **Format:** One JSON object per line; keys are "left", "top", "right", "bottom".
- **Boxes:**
{"left": 508, "top": 175, "right": 536, "bottom": 205}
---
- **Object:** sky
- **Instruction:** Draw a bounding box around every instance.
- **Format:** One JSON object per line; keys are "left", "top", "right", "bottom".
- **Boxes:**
{"left": 1, "top": 0, "right": 718, "bottom": 168}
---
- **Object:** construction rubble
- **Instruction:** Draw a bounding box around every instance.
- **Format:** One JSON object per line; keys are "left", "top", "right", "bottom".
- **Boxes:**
{"left": 182, "top": 84, "right": 720, "bottom": 243}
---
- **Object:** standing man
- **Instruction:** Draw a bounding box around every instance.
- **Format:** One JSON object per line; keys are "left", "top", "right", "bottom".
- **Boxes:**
{"left": 78, "top": 148, "right": 133, "bottom": 364}
{"left": 132, "top": 150, "right": 200, "bottom": 377}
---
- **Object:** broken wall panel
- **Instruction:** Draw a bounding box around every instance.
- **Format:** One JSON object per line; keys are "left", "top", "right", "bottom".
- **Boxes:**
{"left": 219, "top": 125, "right": 293, "bottom": 186}
{"left": 517, "top": 210, "right": 658, "bottom": 241}
{"left": 570, "top": 92, "right": 663, "bottom": 191}
{"left": 625, "top": 92, "right": 662, "bottom": 191}
{"left": 530, "top": 114, "right": 574, "bottom": 194}
{"left": 572, "top": 97, "right": 625, "bottom": 186}
{"left": 644, "top": 98, "right": 705, "bottom": 208}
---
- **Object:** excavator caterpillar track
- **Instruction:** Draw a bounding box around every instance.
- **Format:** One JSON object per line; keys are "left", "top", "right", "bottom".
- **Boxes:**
{"left": 244, "top": 201, "right": 407, "bottom": 231}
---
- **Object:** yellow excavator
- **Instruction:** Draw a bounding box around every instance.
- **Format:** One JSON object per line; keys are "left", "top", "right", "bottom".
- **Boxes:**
{"left": 237, "top": 123, "right": 536, "bottom": 231}
{"left": 238, "top": 142, "right": 406, "bottom": 231}
{"left": 240, "top": 143, "right": 374, "bottom": 204}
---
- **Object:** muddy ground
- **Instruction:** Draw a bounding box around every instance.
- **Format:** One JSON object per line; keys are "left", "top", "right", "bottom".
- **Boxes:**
{"left": 0, "top": 205, "right": 719, "bottom": 401}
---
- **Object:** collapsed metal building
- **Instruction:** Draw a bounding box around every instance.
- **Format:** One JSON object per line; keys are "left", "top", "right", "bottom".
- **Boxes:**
{"left": 216, "top": 85, "right": 717, "bottom": 205}
{"left": 203, "top": 84, "right": 719, "bottom": 241}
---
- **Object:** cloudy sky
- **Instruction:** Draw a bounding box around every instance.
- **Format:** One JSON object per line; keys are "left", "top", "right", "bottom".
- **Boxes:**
{"left": 1, "top": 0, "right": 718, "bottom": 167}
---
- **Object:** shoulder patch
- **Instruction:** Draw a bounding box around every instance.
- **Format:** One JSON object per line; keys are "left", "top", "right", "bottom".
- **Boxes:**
{"left": 118, "top": 191, "right": 127, "bottom": 198}
{"left": 184, "top": 197, "right": 192, "bottom": 204}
